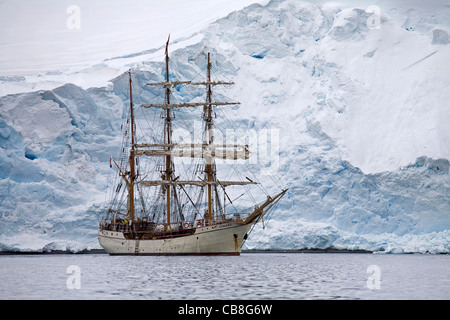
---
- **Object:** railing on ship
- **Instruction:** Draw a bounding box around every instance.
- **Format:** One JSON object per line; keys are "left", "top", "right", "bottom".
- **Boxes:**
{"left": 99, "top": 210, "right": 252, "bottom": 233}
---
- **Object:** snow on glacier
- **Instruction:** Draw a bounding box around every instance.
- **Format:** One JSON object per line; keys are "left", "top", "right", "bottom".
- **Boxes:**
{"left": 0, "top": 0, "right": 267, "bottom": 95}
{"left": 0, "top": 0, "right": 449, "bottom": 253}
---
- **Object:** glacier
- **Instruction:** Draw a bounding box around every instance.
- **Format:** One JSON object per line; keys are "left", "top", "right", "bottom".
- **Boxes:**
{"left": 0, "top": 0, "right": 449, "bottom": 253}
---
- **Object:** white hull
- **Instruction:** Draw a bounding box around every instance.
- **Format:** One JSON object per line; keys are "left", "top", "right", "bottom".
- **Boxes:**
{"left": 98, "top": 222, "right": 253, "bottom": 255}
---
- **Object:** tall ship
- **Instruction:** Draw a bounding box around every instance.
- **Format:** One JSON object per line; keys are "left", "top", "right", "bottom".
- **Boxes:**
{"left": 98, "top": 37, "right": 287, "bottom": 255}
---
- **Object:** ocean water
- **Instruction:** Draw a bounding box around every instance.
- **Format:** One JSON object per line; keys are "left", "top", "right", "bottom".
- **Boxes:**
{"left": 0, "top": 253, "right": 448, "bottom": 300}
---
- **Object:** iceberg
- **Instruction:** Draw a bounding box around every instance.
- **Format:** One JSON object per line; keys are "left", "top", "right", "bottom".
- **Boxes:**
{"left": 0, "top": 0, "right": 449, "bottom": 253}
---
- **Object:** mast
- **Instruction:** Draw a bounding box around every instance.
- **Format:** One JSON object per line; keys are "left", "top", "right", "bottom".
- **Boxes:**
{"left": 164, "top": 35, "right": 172, "bottom": 229}
{"left": 142, "top": 41, "right": 258, "bottom": 225}
{"left": 205, "top": 53, "right": 214, "bottom": 224}
{"left": 128, "top": 71, "right": 136, "bottom": 221}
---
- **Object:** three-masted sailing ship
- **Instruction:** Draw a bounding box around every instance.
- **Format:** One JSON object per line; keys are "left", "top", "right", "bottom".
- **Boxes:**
{"left": 98, "top": 38, "right": 287, "bottom": 255}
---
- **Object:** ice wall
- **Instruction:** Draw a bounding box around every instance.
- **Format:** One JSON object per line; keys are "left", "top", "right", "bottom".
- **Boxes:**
{"left": 0, "top": 0, "right": 449, "bottom": 253}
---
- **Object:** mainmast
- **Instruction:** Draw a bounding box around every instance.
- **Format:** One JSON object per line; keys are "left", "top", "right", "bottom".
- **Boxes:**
{"left": 205, "top": 52, "right": 214, "bottom": 224}
{"left": 164, "top": 35, "right": 173, "bottom": 229}
{"left": 128, "top": 71, "right": 136, "bottom": 221}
